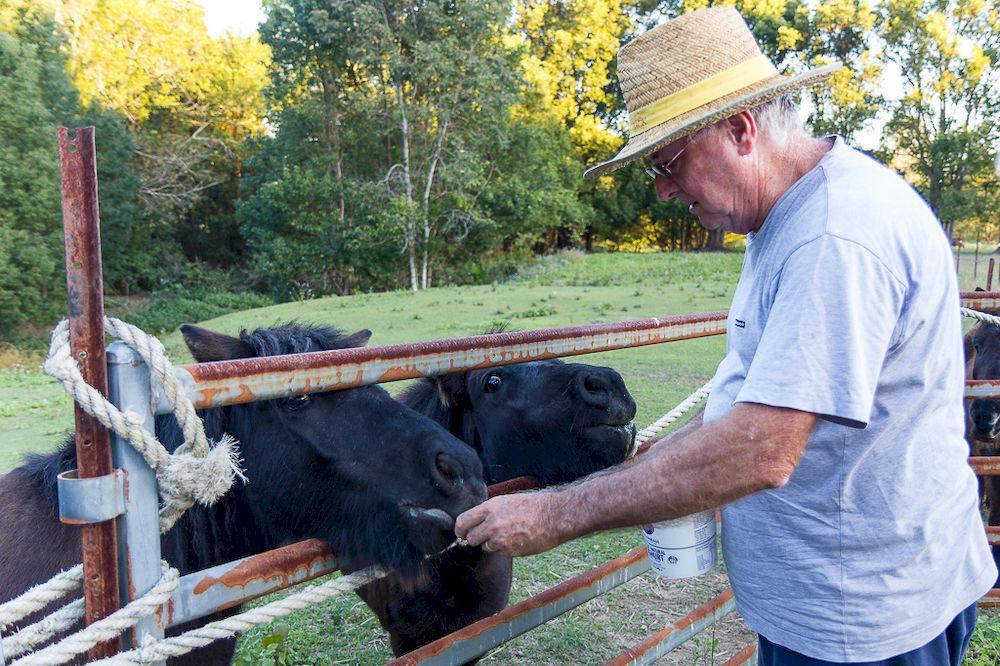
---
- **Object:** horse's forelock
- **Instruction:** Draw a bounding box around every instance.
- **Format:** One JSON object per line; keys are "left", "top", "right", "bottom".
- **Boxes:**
{"left": 238, "top": 323, "right": 359, "bottom": 357}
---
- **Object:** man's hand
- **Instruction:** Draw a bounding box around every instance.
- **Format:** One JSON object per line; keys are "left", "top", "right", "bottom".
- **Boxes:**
{"left": 455, "top": 491, "right": 568, "bottom": 557}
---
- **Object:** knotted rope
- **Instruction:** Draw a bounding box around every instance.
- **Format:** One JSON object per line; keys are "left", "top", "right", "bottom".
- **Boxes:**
{"left": 43, "top": 317, "right": 245, "bottom": 532}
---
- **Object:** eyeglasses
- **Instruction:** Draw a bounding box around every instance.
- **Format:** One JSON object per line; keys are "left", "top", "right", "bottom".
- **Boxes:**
{"left": 643, "top": 141, "right": 691, "bottom": 180}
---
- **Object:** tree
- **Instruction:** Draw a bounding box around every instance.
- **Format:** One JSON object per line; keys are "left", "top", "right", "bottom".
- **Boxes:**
{"left": 56, "top": 0, "right": 270, "bottom": 278}
{"left": 0, "top": 30, "right": 63, "bottom": 332}
{"left": 0, "top": 0, "right": 141, "bottom": 329}
{"left": 879, "top": 0, "right": 999, "bottom": 235}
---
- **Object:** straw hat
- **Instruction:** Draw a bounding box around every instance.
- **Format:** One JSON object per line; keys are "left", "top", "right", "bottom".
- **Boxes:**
{"left": 584, "top": 6, "right": 841, "bottom": 179}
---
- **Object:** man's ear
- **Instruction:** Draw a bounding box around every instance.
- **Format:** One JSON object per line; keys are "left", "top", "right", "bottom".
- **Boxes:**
{"left": 725, "top": 110, "right": 757, "bottom": 156}
{"left": 181, "top": 324, "right": 254, "bottom": 363}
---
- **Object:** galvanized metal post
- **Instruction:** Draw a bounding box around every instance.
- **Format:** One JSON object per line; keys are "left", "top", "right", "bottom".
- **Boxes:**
{"left": 107, "top": 342, "right": 165, "bottom": 660}
{"left": 57, "top": 125, "right": 121, "bottom": 659}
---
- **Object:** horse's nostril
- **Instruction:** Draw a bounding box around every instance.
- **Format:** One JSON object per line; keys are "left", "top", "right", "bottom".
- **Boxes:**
{"left": 434, "top": 452, "right": 463, "bottom": 491}
{"left": 579, "top": 371, "right": 611, "bottom": 404}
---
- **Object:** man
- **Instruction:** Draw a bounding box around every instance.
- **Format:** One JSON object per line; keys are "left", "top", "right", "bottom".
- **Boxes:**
{"left": 456, "top": 6, "right": 997, "bottom": 665}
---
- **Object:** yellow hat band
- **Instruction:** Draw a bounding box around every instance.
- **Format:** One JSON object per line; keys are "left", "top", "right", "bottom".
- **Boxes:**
{"left": 628, "top": 55, "right": 779, "bottom": 135}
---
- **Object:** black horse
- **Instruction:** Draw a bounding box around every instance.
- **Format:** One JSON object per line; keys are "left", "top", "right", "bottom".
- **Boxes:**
{"left": 358, "top": 359, "right": 637, "bottom": 657}
{"left": 0, "top": 323, "right": 486, "bottom": 665}
{"left": 965, "top": 316, "right": 1000, "bottom": 582}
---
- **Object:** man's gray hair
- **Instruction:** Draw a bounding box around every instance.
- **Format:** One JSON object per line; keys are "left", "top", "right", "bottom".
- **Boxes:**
{"left": 693, "top": 94, "right": 803, "bottom": 146}
{"left": 747, "top": 95, "right": 803, "bottom": 146}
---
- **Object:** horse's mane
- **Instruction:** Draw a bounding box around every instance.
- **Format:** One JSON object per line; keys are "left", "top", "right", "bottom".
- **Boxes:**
{"left": 238, "top": 322, "right": 360, "bottom": 356}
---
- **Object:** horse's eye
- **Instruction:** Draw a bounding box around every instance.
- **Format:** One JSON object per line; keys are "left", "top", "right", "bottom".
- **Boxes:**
{"left": 280, "top": 395, "right": 311, "bottom": 411}
{"left": 484, "top": 374, "right": 502, "bottom": 392}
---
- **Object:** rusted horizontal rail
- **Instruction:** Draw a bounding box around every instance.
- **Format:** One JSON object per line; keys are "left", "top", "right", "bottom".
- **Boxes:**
{"left": 962, "top": 292, "right": 1000, "bottom": 312}
{"left": 979, "top": 588, "right": 1000, "bottom": 608}
{"left": 164, "top": 475, "right": 533, "bottom": 627}
{"left": 388, "top": 547, "right": 652, "bottom": 666}
{"left": 168, "top": 539, "right": 338, "bottom": 628}
{"left": 157, "top": 312, "right": 728, "bottom": 413}
{"left": 964, "top": 379, "right": 1000, "bottom": 399}
{"left": 149, "top": 292, "right": 999, "bottom": 413}
{"left": 721, "top": 643, "right": 758, "bottom": 666}
{"left": 604, "top": 588, "right": 736, "bottom": 666}
{"left": 969, "top": 456, "right": 1000, "bottom": 475}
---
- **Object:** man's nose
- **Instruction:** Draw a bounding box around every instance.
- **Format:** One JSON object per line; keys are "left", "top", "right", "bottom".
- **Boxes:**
{"left": 654, "top": 174, "right": 680, "bottom": 201}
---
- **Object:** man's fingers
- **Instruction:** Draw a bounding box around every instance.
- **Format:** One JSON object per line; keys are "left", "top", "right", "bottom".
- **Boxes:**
{"left": 455, "top": 503, "right": 488, "bottom": 540}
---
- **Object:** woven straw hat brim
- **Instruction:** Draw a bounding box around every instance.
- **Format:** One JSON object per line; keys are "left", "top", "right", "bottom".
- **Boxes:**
{"left": 583, "top": 62, "right": 842, "bottom": 180}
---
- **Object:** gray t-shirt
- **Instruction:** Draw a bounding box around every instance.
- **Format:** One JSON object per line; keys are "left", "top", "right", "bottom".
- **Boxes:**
{"left": 704, "top": 137, "right": 996, "bottom": 661}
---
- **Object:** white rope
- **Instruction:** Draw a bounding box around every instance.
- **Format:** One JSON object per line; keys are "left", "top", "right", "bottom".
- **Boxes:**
{"left": 961, "top": 307, "right": 1000, "bottom": 327}
{"left": 0, "top": 568, "right": 82, "bottom": 630}
{"left": 42, "top": 317, "right": 245, "bottom": 533}
{"left": 1, "top": 601, "right": 84, "bottom": 661}
{"left": 635, "top": 380, "right": 713, "bottom": 445}
{"left": 90, "top": 565, "right": 388, "bottom": 666}
{"left": 10, "top": 563, "right": 177, "bottom": 666}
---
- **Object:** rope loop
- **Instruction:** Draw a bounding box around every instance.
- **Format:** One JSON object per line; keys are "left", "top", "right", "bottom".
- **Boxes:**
{"left": 43, "top": 317, "right": 245, "bottom": 533}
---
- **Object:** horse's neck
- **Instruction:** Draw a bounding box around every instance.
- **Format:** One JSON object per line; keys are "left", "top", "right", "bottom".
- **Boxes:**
{"left": 154, "top": 410, "right": 268, "bottom": 573}
{"left": 161, "top": 490, "right": 262, "bottom": 575}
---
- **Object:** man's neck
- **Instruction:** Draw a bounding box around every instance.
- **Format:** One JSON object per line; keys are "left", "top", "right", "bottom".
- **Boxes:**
{"left": 753, "top": 135, "right": 833, "bottom": 232}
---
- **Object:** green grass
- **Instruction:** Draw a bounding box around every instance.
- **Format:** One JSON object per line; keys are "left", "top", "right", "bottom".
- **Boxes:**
{"left": 3, "top": 248, "right": 998, "bottom": 664}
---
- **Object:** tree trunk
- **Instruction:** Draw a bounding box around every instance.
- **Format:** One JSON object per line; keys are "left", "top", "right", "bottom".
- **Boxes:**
{"left": 396, "top": 85, "right": 418, "bottom": 292}
{"left": 320, "top": 78, "right": 345, "bottom": 223}
{"left": 421, "top": 119, "right": 448, "bottom": 290}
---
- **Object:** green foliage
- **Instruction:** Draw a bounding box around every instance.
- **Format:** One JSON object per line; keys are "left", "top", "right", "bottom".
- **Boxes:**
{"left": 125, "top": 287, "right": 274, "bottom": 336}
{"left": 966, "top": 610, "right": 1000, "bottom": 665}
{"left": 0, "top": 27, "right": 65, "bottom": 333}
{"left": 880, "top": 0, "right": 999, "bottom": 231}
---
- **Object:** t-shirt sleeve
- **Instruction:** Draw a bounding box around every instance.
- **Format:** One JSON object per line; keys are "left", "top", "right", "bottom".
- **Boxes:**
{"left": 735, "top": 234, "right": 906, "bottom": 428}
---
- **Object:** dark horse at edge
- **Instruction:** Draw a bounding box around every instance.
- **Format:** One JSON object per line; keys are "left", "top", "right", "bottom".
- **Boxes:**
{"left": 0, "top": 323, "right": 487, "bottom": 665}
{"left": 358, "top": 357, "right": 637, "bottom": 657}
{"left": 964, "top": 309, "right": 1000, "bottom": 584}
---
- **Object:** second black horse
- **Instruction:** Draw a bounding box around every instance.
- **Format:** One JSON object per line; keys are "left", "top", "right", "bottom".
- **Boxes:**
{"left": 358, "top": 358, "right": 637, "bottom": 657}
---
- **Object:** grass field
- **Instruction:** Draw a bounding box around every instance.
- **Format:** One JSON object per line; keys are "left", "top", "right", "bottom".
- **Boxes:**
{"left": 2, "top": 249, "right": 999, "bottom": 664}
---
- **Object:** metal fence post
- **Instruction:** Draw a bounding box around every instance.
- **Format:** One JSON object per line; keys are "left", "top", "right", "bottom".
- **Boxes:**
{"left": 57, "top": 125, "right": 121, "bottom": 659}
{"left": 107, "top": 342, "right": 165, "bottom": 661}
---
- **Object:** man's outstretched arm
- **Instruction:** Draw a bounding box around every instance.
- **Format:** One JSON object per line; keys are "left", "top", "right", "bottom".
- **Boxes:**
{"left": 455, "top": 402, "right": 816, "bottom": 556}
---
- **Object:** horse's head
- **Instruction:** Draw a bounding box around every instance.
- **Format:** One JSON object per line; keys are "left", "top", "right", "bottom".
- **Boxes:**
{"left": 417, "top": 360, "right": 637, "bottom": 485}
{"left": 181, "top": 323, "right": 486, "bottom": 574}
{"left": 969, "top": 319, "right": 1000, "bottom": 444}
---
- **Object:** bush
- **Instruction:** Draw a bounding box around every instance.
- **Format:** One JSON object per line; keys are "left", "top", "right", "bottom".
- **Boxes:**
{"left": 126, "top": 289, "right": 274, "bottom": 335}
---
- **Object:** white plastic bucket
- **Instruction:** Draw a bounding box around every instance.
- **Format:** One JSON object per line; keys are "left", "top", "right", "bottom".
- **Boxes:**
{"left": 641, "top": 510, "right": 717, "bottom": 579}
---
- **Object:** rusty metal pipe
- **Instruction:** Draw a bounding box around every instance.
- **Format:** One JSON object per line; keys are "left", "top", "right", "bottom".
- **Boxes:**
{"left": 721, "top": 643, "right": 758, "bottom": 666}
{"left": 168, "top": 539, "right": 340, "bottom": 628}
{"left": 388, "top": 547, "right": 651, "bottom": 665}
{"left": 604, "top": 588, "right": 736, "bottom": 666}
{"left": 969, "top": 456, "right": 1000, "bottom": 475}
{"left": 159, "top": 313, "right": 729, "bottom": 412}
{"left": 962, "top": 292, "right": 1000, "bottom": 311}
{"left": 58, "top": 126, "right": 121, "bottom": 659}
{"left": 163, "top": 475, "right": 533, "bottom": 627}
{"left": 979, "top": 588, "right": 1000, "bottom": 607}
{"left": 964, "top": 380, "right": 1000, "bottom": 399}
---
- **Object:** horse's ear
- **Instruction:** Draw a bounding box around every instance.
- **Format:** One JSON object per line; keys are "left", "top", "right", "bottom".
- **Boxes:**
{"left": 181, "top": 324, "right": 254, "bottom": 362}
{"left": 341, "top": 329, "right": 372, "bottom": 348}
{"left": 431, "top": 372, "right": 468, "bottom": 409}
